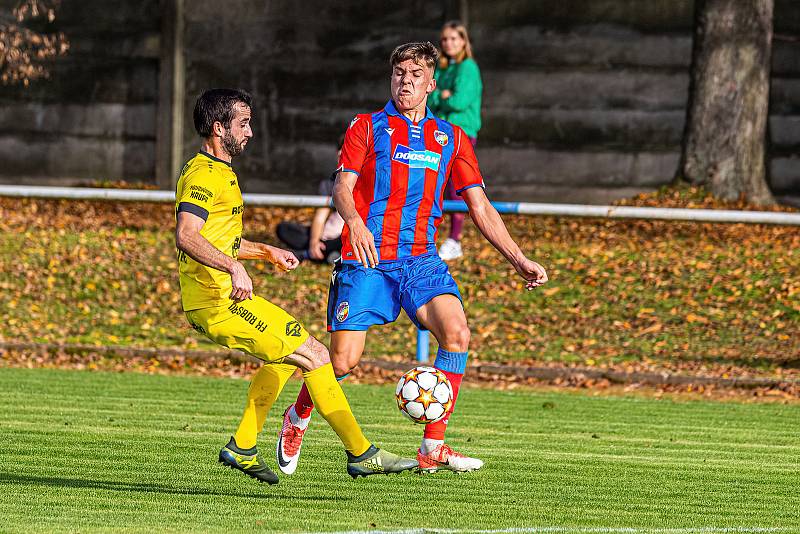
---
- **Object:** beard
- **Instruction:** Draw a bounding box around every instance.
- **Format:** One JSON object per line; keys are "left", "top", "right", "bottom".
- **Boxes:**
{"left": 222, "top": 130, "right": 245, "bottom": 157}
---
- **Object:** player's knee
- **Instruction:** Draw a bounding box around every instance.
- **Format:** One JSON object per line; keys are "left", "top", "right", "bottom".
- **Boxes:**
{"left": 332, "top": 360, "right": 355, "bottom": 378}
{"left": 442, "top": 323, "right": 470, "bottom": 351}
{"left": 330, "top": 349, "right": 358, "bottom": 377}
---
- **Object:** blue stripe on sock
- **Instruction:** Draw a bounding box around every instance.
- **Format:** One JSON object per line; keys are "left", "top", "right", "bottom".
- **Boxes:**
{"left": 433, "top": 348, "right": 468, "bottom": 374}
{"left": 336, "top": 373, "right": 350, "bottom": 382}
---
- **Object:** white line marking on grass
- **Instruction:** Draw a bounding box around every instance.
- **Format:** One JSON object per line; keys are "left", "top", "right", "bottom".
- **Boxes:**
{"left": 314, "top": 528, "right": 786, "bottom": 534}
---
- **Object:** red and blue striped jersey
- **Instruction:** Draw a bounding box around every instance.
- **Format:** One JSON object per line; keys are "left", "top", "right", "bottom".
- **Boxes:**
{"left": 338, "top": 100, "right": 484, "bottom": 262}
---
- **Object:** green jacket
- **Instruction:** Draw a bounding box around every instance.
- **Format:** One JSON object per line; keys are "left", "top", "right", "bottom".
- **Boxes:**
{"left": 428, "top": 57, "right": 482, "bottom": 138}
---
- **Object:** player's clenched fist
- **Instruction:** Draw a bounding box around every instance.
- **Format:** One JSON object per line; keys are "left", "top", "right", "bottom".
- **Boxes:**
{"left": 515, "top": 257, "right": 548, "bottom": 291}
{"left": 348, "top": 219, "right": 379, "bottom": 268}
{"left": 228, "top": 260, "right": 254, "bottom": 301}
{"left": 265, "top": 245, "right": 299, "bottom": 272}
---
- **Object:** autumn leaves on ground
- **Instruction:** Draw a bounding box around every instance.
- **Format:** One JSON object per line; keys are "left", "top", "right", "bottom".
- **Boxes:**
{"left": 0, "top": 186, "right": 798, "bottom": 394}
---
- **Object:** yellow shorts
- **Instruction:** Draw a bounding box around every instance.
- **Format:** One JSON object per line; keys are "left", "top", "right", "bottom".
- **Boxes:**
{"left": 185, "top": 296, "right": 309, "bottom": 363}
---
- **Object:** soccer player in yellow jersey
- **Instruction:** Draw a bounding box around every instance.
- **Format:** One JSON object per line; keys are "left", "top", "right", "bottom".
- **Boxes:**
{"left": 175, "top": 88, "right": 417, "bottom": 484}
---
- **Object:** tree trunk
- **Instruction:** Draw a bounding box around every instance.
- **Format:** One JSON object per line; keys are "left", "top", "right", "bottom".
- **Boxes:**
{"left": 679, "top": 0, "right": 775, "bottom": 205}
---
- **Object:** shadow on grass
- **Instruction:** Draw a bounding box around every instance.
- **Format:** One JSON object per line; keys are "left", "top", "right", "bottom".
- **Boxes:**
{"left": 0, "top": 471, "right": 346, "bottom": 501}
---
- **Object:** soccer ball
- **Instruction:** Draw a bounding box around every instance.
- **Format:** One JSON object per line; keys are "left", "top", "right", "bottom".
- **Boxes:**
{"left": 395, "top": 366, "right": 453, "bottom": 424}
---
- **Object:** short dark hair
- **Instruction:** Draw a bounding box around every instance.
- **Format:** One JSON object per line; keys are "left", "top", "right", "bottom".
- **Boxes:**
{"left": 193, "top": 88, "right": 252, "bottom": 138}
{"left": 390, "top": 41, "right": 438, "bottom": 70}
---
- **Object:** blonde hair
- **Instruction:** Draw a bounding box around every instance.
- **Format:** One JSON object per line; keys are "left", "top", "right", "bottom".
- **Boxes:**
{"left": 390, "top": 41, "right": 439, "bottom": 71}
{"left": 438, "top": 20, "right": 473, "bottom": 69}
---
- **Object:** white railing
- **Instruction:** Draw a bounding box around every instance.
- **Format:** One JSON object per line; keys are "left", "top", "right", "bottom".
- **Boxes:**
{"left": 1, "top": 184, "right": 799, "bottom": 225}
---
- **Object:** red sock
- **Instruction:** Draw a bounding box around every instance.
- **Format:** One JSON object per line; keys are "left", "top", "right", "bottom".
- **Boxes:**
{"left": 423, "top": 370, "right": 463, "bottom": 440}
{"left": 294, "top": 383, "right": 314, "bottom": 419}
{"left": 294, "top": 372, "right": 349, "bottom": 419}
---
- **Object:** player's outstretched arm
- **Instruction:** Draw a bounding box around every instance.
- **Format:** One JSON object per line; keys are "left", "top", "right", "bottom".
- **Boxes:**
{"left": 333, "top": 171, "right": 378, "bottom": 268}
{"left": 239, "top": 239, "right": 299, "bottom": 272}
{"left": 461, "top": 186, "right": 548, "bottom": 291}
{"left": 176, "top": 211, "right": 253, "bottom": 301}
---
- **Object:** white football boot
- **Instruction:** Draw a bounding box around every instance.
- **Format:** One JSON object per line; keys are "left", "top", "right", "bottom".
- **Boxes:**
{"left": 275, "top": 404, "right": 308, "bottom": 475}
{"left": 417, "top": 444, "right": 484, "bottom": 473}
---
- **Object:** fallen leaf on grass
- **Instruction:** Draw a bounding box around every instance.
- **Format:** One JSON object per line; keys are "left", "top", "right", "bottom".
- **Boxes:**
{"left": 685, "top": 313, "right": 709, "bottom": 324}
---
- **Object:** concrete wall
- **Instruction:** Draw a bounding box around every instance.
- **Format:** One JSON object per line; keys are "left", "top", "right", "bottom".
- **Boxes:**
{"left": 0, "top": 0, "right": 797, "bottom": 203}
{"left": 0, "top": 0, "right": 160, "bottom": 185}
{"left": 179, "top": 0, "right": 799, "bottom": 202}
{"left": 464, "top": 0, "right": 800, "bottom": 201}
{"left": 180, "top": 0, "right": 458, "bottom": 195}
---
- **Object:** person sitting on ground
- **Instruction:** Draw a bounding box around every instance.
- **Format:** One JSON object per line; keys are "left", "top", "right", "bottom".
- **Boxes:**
{"left": 276, "top": 138, "right": 345, "bottom": 264}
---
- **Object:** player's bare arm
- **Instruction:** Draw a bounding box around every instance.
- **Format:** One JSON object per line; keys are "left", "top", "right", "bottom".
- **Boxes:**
{"left": 175, "top": 211, "right": 253, "bottom": 302}
{"left": 238, "top": 239, "right": 299, "bottom": 272}
{"left": 461, "top": 186, "right": 548, "bottom": 290}
{"left": 307, "top": 207, "right": 331, "bottom": 260}
{"left": 333, "top": 171, "right": 379, "bottom": 268}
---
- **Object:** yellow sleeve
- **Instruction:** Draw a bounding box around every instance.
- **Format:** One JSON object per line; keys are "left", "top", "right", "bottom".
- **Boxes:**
{"left": 176, "top": 166, "right": 225, "bottom": 221}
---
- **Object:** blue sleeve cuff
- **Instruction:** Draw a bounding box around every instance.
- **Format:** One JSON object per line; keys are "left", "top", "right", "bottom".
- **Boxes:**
{"left": 177, "top": 202, "right": 209, "bottom": 221}
{"left": 455, "top": 183, "right": 485, "bottom": 195}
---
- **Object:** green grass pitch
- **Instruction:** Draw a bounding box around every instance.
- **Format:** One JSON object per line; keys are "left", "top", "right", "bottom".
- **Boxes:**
{"left": 1, "top": 367, "right": 798, "bottom": 533}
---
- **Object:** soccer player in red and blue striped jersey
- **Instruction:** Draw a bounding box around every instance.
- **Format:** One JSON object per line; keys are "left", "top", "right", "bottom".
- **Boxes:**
{"left": 277, "top": 42, "right": 548, "bottom": 475}
{"left": 335, "top": 98, "right": 479, "bottom": 262}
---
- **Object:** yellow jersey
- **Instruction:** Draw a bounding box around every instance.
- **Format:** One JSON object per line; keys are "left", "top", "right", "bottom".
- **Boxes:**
{"left": 175, "top": 151, "right": 244, "bottom": 311}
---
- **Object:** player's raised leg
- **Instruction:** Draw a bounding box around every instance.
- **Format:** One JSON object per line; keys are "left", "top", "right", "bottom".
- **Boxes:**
{"left": 277, "top": 330, "right": 367, "bottom": 474}
{"left": 186, "top": 298, "right": 302, "bottom": 485}
{"left": 415, "top": 294, "right": 484, "bottom": 473}
{"left": 219, "top": 362, "right": 296, "bottom": 484}
{"left": 278, "top": 258, "right": 399, "bottom": 474}
{"left": 283, "top": 334, "right": 417, "bottom": 478}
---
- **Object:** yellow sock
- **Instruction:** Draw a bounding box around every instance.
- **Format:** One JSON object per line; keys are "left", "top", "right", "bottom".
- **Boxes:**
{"left": 302, "top": 363, "right": 371, "bottom": 456}
{"left": 233, "top": 363, "right": 296, "bottom": 450}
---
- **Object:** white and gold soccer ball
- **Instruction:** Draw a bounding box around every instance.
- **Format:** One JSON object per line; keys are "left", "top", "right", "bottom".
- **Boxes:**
{"left": 395, "top": 366, "right": 453, "bottom": 424}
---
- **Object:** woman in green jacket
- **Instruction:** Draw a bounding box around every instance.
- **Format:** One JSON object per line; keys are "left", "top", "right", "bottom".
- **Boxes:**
{"left": 429, "top": 20, "right": 483, "bottom": 261}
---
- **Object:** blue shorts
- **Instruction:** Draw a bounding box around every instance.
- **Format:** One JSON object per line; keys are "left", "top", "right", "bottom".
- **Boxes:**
{"left": 327, "top": 253, "right": 462, "bottom": 331}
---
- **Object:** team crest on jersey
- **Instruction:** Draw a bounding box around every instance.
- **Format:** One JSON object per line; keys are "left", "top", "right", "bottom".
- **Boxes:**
{"left": 336, "top": 301, "right": 349, "bottom": 322}
{"left": 349, "top": 116, "right": 359, "bottom": 129}
{"left": 285, "top": 321, "right": 302, "bottom": 337}
{"left": 391, "top": 144, "right": 441, "bottom": 171}
{"left": 434, "top": 130, "right": 449, "bottom": 146}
